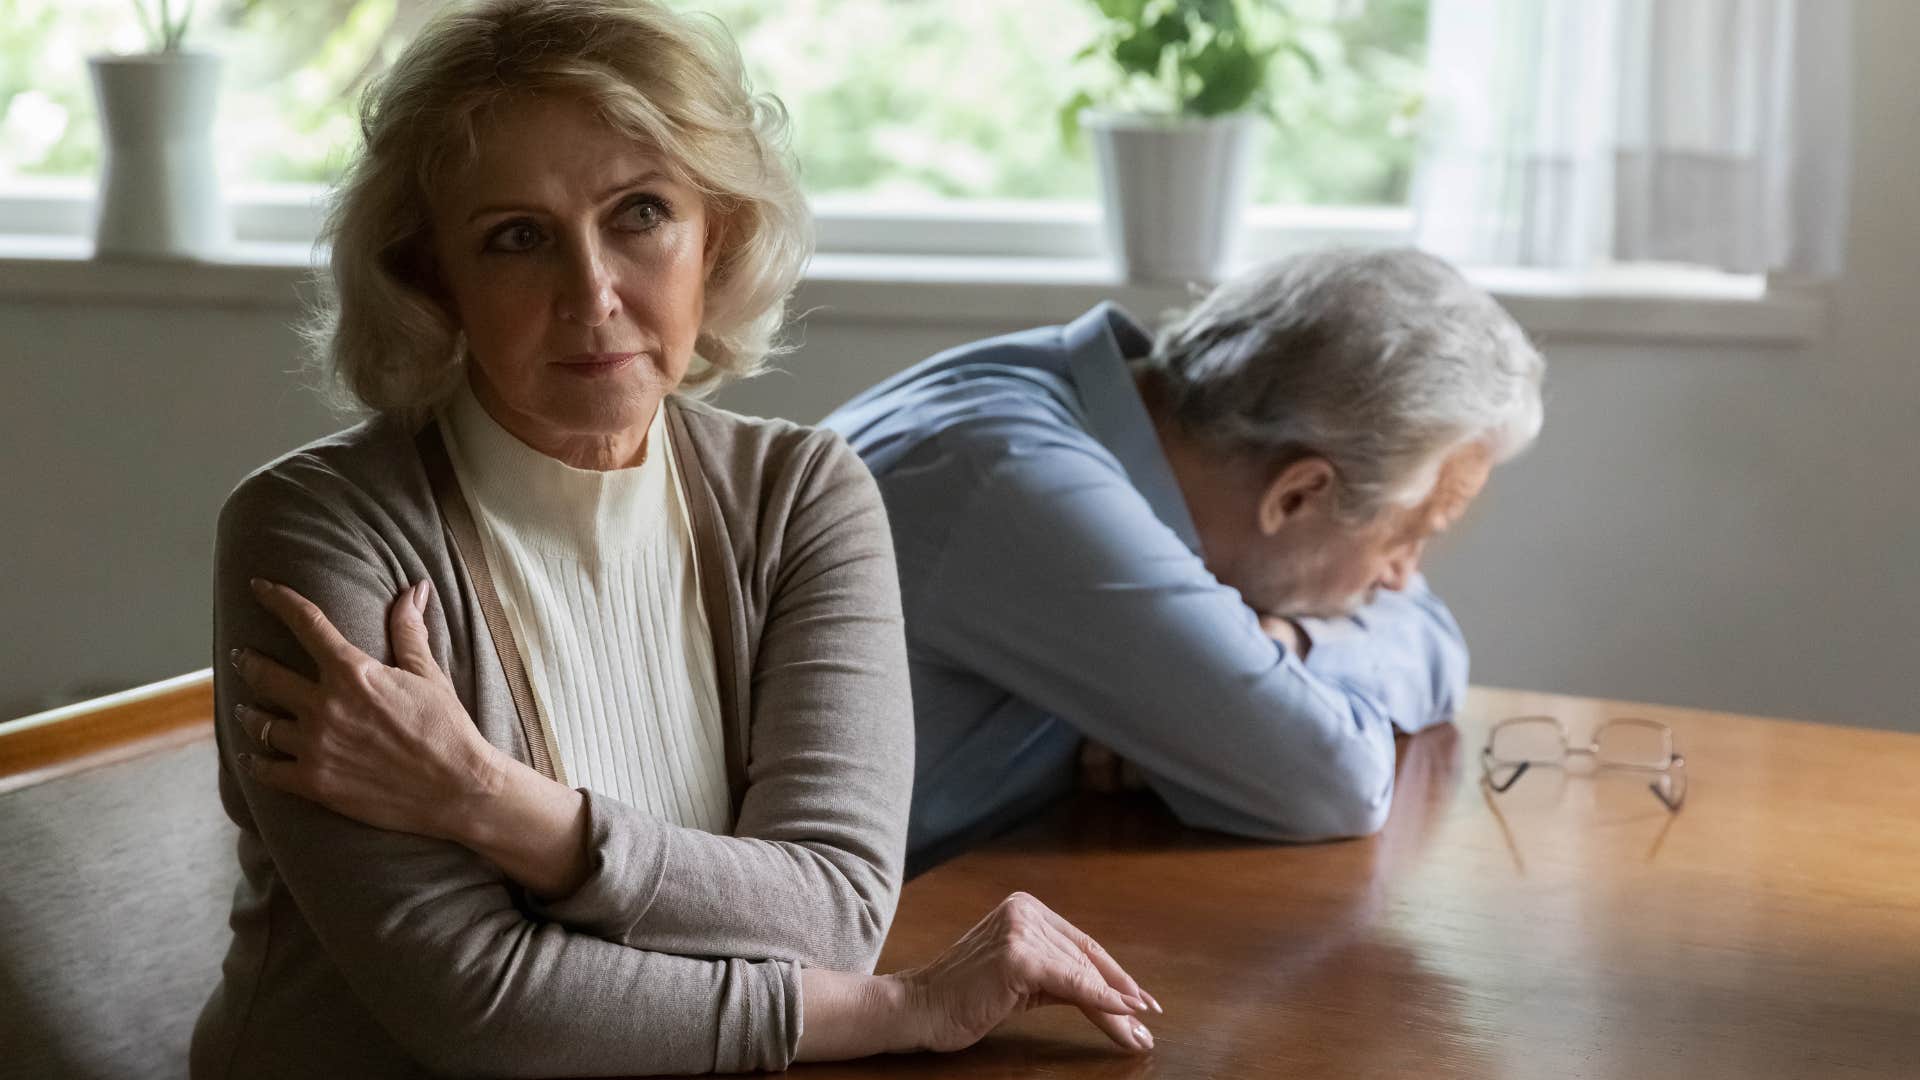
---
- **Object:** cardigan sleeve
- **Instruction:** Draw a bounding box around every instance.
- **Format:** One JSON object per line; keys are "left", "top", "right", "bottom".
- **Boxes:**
{"left": 531, "top": 429, "right": 915, "bottom": 973}
{"left": 214, "top": 460, "right": 802, "bottom": 1076}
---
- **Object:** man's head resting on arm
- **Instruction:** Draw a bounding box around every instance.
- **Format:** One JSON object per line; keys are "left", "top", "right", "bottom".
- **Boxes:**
{"left": 1134, "top": 248, "right": 1545, "bottom": 621}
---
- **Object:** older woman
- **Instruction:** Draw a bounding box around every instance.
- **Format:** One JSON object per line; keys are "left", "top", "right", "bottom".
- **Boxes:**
{"left": 190, "top": 2, "right": 1154, "bottom": 1077}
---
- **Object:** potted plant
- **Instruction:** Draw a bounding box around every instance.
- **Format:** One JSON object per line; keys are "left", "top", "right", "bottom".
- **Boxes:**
{"left": 1062, "top": 0, "right": 1307, "bottom": 284}
{"left": 89, "top": 0, "right": 229, "bottom": 259}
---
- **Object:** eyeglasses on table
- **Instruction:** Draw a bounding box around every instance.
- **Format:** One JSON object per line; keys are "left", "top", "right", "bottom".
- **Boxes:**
{"left": 1480, "top": 715, "right": 1687, "bottom": 811}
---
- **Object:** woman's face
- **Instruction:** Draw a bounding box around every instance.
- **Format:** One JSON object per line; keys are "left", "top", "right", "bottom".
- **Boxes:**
{"left": 427, "top": 93, "right": 712, "bottom": 469}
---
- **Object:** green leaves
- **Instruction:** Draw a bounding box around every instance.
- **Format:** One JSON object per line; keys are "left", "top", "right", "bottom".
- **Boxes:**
{"left": 1059, "top": 88, "right": 1097, "bottom": 147}
{"left": 1185, "top": 35, "right": 1272, "bottom": 116}
{"left": 1192, "top": 0, "right": 1240, "bottom": 35}
{"left": 1111, "top": 7, "right": 1188, "bottom": 76}
{"left": 1065, "top": 0, "right": 1314, "bottom": 128}
{"left": 1091, "top": 0, "right": 1151, "bottom": 22}
{"left": 132, "top": 0, "right": 197, "bottom": 52}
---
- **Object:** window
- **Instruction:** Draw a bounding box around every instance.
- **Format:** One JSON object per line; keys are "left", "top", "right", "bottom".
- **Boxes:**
{"left": 3, "top": 0, "right": 416, "bottom": 185}
{"left": 1, "top": 0, "right": 1428, "bottom": 251}
{"left": 707, "top": 0, "right": 1426, "bottom": 207}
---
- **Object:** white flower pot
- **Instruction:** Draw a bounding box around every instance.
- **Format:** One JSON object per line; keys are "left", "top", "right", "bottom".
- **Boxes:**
{"left": 87, "top": 52, "right": 229, "bottom": 260}
{"left": 1083, "top": 111, "right": 1259, "bottom": 285}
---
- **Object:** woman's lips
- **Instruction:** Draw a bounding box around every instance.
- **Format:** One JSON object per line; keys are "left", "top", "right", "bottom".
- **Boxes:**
{"left": 556, "top": 352, "right": 639, "bottom": 376}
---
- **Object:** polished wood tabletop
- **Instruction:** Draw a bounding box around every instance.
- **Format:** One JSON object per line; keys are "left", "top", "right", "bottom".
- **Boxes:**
{"left": 794, "top": 687, "right": 1920, "bottom": 1079}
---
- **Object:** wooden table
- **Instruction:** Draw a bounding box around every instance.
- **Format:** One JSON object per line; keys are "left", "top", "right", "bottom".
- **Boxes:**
{"left": 795, "top": 688, "right": 1920, "bottom": 1079}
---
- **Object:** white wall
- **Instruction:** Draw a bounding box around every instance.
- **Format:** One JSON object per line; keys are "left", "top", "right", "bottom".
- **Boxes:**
{"left": 0, "top": 300, "right": 340, "bottom": 711}
{"left": 3, "top": 2, "right": 1915, "bottom": 729}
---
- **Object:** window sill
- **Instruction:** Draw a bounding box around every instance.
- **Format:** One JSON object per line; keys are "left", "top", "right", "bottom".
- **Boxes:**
{"left": 0, "top": 236, "right": 1828, "bottom": 348}
{"left": 0, "top": 234, "right": 317, "bottom": 309}
{"left": 799, "top": 255, "right": 1828, "bottom": 347}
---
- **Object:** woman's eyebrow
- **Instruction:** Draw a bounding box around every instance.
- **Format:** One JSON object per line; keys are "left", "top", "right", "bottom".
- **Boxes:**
{"left": 465, "top": 172, "right": 667, "bottom": 222}
{"left": 594, "top": 171, "right": 666, "bottom": 201}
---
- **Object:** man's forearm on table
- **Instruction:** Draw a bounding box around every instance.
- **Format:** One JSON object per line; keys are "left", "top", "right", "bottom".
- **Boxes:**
{"left": 1294, "top": 594, "right": 1469, "bottom": 732}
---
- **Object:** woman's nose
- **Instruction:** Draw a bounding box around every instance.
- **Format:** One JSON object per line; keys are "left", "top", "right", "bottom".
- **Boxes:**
{"left": 557, "top": 242, "right": 618, "bottom": 326}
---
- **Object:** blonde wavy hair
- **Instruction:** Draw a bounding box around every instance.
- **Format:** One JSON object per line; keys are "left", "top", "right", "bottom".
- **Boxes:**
{"left": 309, "top": 0, "right": 812, "bottom": 416}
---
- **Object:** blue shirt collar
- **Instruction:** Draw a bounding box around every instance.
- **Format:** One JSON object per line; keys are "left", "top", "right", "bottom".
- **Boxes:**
{"left": 1064, "top": 303, "right": 1204, "bottom": 555}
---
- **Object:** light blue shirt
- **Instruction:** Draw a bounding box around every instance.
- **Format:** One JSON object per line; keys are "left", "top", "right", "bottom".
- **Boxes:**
{"left": 824, "top": 304, "right": 1468, "bottom": 868}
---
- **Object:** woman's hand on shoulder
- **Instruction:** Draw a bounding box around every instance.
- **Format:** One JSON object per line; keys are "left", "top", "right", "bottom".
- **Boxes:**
{"left": 229, "top": 578, "right": 502, "bottom": 841}
{"left": 899, "top": 891, "right": 1159, "bottom": 1054}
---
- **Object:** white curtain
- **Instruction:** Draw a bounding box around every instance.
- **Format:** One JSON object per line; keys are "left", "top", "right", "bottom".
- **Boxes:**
{"left": 1412, "top": 0, "right": 1851, "bottom": 277}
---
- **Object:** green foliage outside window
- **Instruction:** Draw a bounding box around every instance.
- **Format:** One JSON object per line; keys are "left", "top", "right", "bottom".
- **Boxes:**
{"left": 132, "top": 0, "right": 204, "bottom": 52}
{"left": 0, "top": 0, "right": 1427, "bottom": 206}
{"left": 1058, "top": 0, "right": 1317, "bottom": 143}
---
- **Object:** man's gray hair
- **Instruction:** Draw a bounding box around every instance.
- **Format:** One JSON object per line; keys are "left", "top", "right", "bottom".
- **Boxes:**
{"left": 1143, "top": 247, "right": 1544, "bottom": 519}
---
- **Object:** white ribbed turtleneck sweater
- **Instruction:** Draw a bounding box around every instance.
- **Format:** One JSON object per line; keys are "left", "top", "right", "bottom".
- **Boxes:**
{"left": 439, "top": 381, "right": 731, "bottom": 834}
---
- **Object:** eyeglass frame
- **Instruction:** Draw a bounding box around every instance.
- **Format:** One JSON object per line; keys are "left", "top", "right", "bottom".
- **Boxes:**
{"left": 1480, "top": 715, "right": 1688, "bottom": 812}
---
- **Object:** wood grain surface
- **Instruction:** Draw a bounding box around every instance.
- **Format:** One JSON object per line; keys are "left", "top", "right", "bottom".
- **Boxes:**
{"left": 0, "top": 669, "right": 213, "bottom": 793}
{"left": 791, "top": 687, "right": 1920, "bottom": 1079}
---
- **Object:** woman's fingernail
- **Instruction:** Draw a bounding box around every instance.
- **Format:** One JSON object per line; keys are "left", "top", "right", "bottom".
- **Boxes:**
{"left": 412, "top": 579, "right": 429, "bottom": 614}
{"left": 1143, "top": 990, "right": 1164, "bottom": 1014}
{"left": 248, "top": 578, "right": 268, "bottom": 594}
{"left": 1132, "top": 1022, "right": 1153, "bottom": 1050}
{"left": 228, "top": 647, "right": 243, "bottom": 669}
{"left": 236, "top": 752, "right": 255, "bottom": 770}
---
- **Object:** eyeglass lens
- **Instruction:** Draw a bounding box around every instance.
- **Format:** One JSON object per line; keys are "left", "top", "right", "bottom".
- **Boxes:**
{"left": 1488, "top": 718, "right": 1566, "bottom": 763}
{"left": 1593, "top": 720, "right": 1673, "bottom": 769}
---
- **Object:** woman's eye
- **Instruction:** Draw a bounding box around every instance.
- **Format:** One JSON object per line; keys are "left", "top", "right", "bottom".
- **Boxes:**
{"left": 617, "top": 195, "right": 670, "bottom": 230}
{"left": 483, "top": 221, "right": 544, "bottom": 254}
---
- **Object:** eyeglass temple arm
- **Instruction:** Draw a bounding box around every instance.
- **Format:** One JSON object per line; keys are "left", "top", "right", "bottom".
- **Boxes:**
{"left": 1481, "top": 754, "right": 1531, "bottom": 794}
{"left": 1648, "top": 755, "right": 1686, "bottom": 811}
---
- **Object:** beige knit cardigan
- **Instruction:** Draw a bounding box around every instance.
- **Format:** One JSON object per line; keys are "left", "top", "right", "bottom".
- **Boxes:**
{"left": 190, "top": 396, "right": 914, "bottom": 1078}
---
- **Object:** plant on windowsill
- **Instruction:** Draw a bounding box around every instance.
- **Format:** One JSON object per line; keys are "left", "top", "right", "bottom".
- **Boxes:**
{"left": 1062, "top": 0, "right": 1312, "bottom": 284}
{"left": 89, "top": 0, "right": 230, "bottom": 259}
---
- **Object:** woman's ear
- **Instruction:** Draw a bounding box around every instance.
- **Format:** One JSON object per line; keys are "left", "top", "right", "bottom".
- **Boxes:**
{"left": 1257, "top": 456, "right": 1336, "bottom": 536}
{"left": 418, "top": 246, "right": 456, "bottom": 319}
{"left": 386, "top": 233, "right": 457, "bottom": 323}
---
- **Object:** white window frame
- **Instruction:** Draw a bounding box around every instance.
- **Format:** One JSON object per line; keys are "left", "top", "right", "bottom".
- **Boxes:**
{"left": 0, "top": 178, "right": 330, "bottom": 246}
{"left": 0, "top": 177, "right": 1828, "bottom": 348}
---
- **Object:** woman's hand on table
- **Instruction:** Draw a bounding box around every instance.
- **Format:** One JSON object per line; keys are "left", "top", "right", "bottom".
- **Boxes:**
{"left": 229, "top": 578, "right": 503, "bottom": 842}
{"left": 798, "top": 892, "right": 1159, "bottom": 1061}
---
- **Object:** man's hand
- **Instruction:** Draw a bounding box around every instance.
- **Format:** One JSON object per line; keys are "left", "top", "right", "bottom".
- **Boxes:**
{"left": 1259, "top": 614, "right": 1309, "bottom": 658}
{"left": 1077, "top": 740, "right": 1149, "bottom": 794}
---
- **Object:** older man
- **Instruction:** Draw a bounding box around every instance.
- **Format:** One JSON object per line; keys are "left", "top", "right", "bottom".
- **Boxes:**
{"left": 824, "top": 248, "right": 1544, "bottom": 869}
